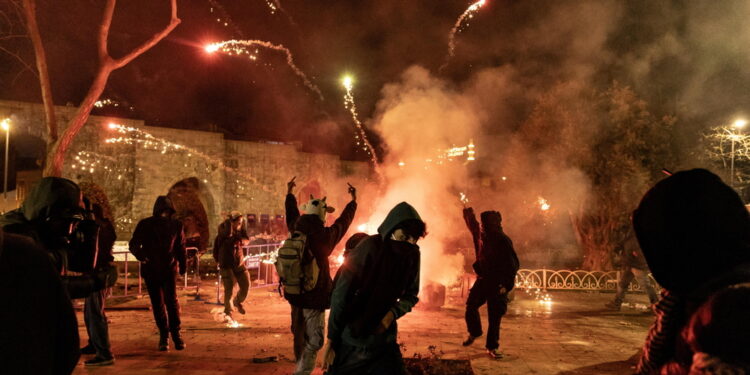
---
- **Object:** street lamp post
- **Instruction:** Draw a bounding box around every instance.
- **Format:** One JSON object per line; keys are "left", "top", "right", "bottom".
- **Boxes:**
{"left": 1, "top": 119, "right": 9, "bottom": 202}
{"left": 730, "top": 119, "right": 747, "bottom": 187}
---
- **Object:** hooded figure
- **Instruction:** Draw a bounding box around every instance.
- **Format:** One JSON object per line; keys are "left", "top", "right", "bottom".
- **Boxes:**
{"left": 284, "top": 178, "right": 357, "bottom": 375}
{"left": 461, "top": 206, "right": 519, "bottom": 359}
{"left": 633, "top": 169, "right": 750, "bottom": 374}
{"left": 213, "top": 210, "right": 250, "bottom": 317}
{"left": 325, "top": 202, "right": 425, "bottom": 375}
{"left": 129, "top": 195, "right": 186, "bottom": 351}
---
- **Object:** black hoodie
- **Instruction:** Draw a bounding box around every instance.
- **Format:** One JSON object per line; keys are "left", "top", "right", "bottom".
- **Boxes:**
{"left": 463, "top": 207, "right": 519, "bottom": 290}
{"left": 284, "top": 193, "right": 357, "bottom": 310}
{"left": 129, "top": 196, "right": 186, "bottom": 279}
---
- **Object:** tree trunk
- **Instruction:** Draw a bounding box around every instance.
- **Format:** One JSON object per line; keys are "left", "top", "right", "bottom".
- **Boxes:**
{"left": 21, "top": 0, "right": 58, "bottom": 148}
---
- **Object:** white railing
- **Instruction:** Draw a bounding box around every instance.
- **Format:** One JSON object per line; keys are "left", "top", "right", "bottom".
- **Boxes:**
{"left": 514, "top": 268, "right": 658, "bottom": 291}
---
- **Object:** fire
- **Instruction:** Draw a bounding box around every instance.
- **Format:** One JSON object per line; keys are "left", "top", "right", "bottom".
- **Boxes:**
{"left": 538, "top": 196, "right": 550, "bottom": 211}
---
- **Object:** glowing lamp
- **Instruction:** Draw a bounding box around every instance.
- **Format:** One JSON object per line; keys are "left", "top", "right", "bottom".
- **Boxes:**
{"left": 0, "top": 118, "right": 10, "bottom": 131}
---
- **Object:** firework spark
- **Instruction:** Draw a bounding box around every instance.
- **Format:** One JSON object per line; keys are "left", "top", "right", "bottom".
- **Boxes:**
{"left": 207, "top": 0, "right": 245, "bottom": 38}
{"left": 341, "top": 75, "right": 380, "bottom": 170}
{"left": 538, "top": 196, "right": 551, "bottom": 211}
{"left": 206, "top": 40, "right": 323, "bottom": 100}
{"left": 441, "top": 0, "right": 487, "bottom": 70}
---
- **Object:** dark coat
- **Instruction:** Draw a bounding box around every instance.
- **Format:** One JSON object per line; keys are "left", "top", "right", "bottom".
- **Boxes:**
{"left": 0, "top": 231, "right": 80, "bottom": 375}
{"left": 284, "top": 193, "right": 357, "bottom": 310}
{"left": 633, "top": 169, "right": 750, "bottom": 374}
{"left": 463, "top": 207, "right": 519, "bottom": 290}
{"left": 95, "top": 217, "right": 116, "bottom": 267}
{"left": 129, "top": 196, "right": 186, "bottom": 279}
{"left": 213, "top": 219, "right": 249, "bottom": 269}
{"left": 328, "top": 202, "right": 421, "bottom": 348}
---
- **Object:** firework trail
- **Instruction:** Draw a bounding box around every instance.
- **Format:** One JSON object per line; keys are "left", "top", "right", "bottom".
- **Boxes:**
{"left": 207, "top": 0, "right": 245, "bottom": 38}
{"left": 342, "top": 76, "right": 382, "bottom": 178}
{"left": 206, "top": 40, "right": 323, "bottom": 100}
{"left": 440, "top": 0, "right": 487, "bottom": 71}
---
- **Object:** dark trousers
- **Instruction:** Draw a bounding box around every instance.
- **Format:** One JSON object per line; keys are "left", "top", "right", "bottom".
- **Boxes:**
{"left": 220, "top": 266, "right": 250, "bottom": 315}
{"left": 614, "top": 266, "right": 659, "bottom": 305}
{"left": 327, "top": 342, "right": 406, "bottom": 375}
{"left": 144, "top": 273, "right": 181, "bottom": 336}
{"left": 465, "top": 277, "right": 508, "bottom": 350}
{"left": 84, "top": 289, "right": 113, "bottom": 359}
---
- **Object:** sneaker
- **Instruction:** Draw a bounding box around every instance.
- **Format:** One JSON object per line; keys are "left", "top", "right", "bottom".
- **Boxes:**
{"left": 234, "top": 301, "right": 246, "bottom": 315}
{"left": 158, "top": 336, "right": 169, "bottom": 351}
{"left": 84, "top": 356, "right": 115, "bottom": 366}
{"left": 462, "top": 335, "right": 480, "bottom": 346}
{"left": 172, "top": 333, "right": 186, "bottom": 351}
{"left": 80, "top": 345, "right": 96, "bottom": 355}
{"left": 604, "top": 301, "right": 621, "bottom": 311}
{"left": 486, "top": 349, "right": 504, "bottom": 360}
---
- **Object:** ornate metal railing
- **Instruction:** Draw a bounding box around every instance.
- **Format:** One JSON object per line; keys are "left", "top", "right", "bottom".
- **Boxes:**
{"left": 514, "top": 268, "right": 659, "bottom": 292}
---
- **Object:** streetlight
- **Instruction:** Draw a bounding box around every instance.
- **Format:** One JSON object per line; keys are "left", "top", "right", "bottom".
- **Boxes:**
{"left": 730, "top": 119, "right": 746, "bottom": 187}
{"left": 1, "top": 118, "right": 10, "bottom": 201}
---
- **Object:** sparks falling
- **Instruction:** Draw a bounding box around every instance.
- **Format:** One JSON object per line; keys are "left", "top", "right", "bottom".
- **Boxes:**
{"left": 441, "top": 0, "right": 487, "bottom": 70}
{"left": 205, "top": 40, "right": 323, "bottom": 100}
{"left": 206, "top": 0, "right": 245, "bottom": 38}
{"left": 341, "top": 75, "right": 380, "bottom": 170}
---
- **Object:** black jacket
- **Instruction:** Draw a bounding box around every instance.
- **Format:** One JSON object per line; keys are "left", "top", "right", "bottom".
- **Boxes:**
{"left": 0, "top": 177, "right": 103, "bottom": 299}
{"left": 463, "top": 207, "right": 519, "bottom": 290}
{"left": 0, "top": 230, "right": 80, "bottom": 375}
{"left": 129, "top": 196, "right": 186, "bottom": 279}
{"left": 213, "top": 219, "right": 249, "bottom": 269}
{"left": 284, "top": 193, "right": 357, "bottom": 310}
{"left": 95, "top": 217, "right": 116, "bottom": 267}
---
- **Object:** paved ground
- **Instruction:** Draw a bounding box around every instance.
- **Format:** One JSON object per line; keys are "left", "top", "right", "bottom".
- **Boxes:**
{"left": 72, "top": 280, "right": 654, "bottom": 375}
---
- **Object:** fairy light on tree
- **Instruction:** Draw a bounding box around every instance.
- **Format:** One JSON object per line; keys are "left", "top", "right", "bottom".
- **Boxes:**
{"left": 205, "top": 40, "right": 323, "bottom": 100}
{"left": 441, "top": 0, "right": 488, "bottom": 70}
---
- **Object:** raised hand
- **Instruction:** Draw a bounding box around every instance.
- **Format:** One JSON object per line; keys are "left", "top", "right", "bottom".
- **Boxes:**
{"left": 287, "top": 176, "right": 296, "bottom": 194}
{"left": 347, "top": 182, "right": 357, "bottom": 201}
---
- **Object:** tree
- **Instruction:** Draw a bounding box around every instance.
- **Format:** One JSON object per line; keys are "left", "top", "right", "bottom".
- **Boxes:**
{"left": 19, "top": 0, "right": 180, "bottom": 176}
{"left": 522, "top": 82, "right": 676, "bottom": 270}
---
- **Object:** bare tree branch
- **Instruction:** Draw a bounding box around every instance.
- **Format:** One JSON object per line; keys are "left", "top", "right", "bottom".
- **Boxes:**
{"left": 0, "top": 44, "right": 37, "bottom": 79}
{"left": 98, "top": 0, "right": 116, "bottom": 63}
{"left": 112, "top": 0, "right": 179, "bottom": 69}
{"left": 21, "top": 0, "right": 57, "bottom": 142}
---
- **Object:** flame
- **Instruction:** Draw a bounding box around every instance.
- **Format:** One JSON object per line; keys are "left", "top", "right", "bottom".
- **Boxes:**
{"left": 538, "top": 196, "right": 550, "bottom": 211}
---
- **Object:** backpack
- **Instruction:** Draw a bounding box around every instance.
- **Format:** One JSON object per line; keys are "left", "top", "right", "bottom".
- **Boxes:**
{"left": 275, "top": 231, "right": 319, "bottom": 295}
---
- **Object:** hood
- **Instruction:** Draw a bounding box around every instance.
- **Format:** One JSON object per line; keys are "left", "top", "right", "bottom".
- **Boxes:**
{"left": 480, "top": 210, "right": 502, "bottom": 232}
{"left": 20, "top": 177, "right": 83, "bottom": 222}
{"left": 152, "top": 195, "right": 176, "bottom": 217}
{"left": 633, "top": 169, "right": 750, "bottom": 295}
{"left": 377, "top": 202, "right": 423, "bottom": 239}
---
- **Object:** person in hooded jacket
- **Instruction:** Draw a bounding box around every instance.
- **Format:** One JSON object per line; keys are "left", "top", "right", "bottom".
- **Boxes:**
{"left": 284, "top": 177, "right": 357, "bottom": 375}
{"left": 0, "top": 177, "right": 114, "bottom": 373}
{"left": 323, "top": 202, "right": 425, "bottom": 375}
{"left": 213, "top": 210, "right": 250, "bottom": 317}
{"left": 461, "top": 206, "right": 519, "bottom": 359}
{"left": 80, "top": 202, "right": 117, "bottom": 366}
{"left": 129, "top": 195, "right": 186, "bottom": 351}
{"left": 0, "top": 230, "right": 80, "bottom": 375}
{"left": 605, "top": 227, "right": 658, "bottom": 311}
{"left": 632, "top": 169, "right": 750, "bottom": 374}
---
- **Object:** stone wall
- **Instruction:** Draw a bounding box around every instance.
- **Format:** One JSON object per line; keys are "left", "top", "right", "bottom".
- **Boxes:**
{"left": 0, "top": 100, "right": 372, "bottom": 240}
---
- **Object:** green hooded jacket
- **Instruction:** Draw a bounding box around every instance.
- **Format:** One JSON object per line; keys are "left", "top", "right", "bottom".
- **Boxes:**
{"left": 327, "top": 202, "right": 422, "bottom": 348}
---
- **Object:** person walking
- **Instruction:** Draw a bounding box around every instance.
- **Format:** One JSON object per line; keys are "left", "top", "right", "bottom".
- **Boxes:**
{"left": 461, "top": 205, "right": 519, "bottom": 359}
{"left": 605, "top": 228, "right": 658, "bottom": 311}
{"left": 129, "top": 196, "right": 186, "bottom": 351}
{"left": 324, "top": 202, "right": 425, "bottom": 374}
{"left": 213, "top": 211, "right": 250, "bottom": 318}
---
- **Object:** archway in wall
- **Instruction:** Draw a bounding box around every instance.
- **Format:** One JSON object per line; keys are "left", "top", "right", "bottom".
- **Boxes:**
{"left": 167, "top": 177, "right": 213, "bottom": 252}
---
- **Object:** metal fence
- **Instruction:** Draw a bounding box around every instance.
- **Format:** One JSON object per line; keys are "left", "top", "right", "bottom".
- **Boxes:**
{"left": 514, "top": 268, "right": 658, "bottom": 291}
{"left": 108, "top": 243, "right": 282, "bottom": 299}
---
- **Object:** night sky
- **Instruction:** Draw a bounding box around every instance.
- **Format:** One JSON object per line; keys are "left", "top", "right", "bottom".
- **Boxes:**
{"left": 3, "top": 0, "right": 750, "bottom": 160}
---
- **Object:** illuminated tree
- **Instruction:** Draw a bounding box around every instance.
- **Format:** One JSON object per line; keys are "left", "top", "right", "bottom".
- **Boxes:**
{"left": 18, "top": 0, "right": 180, "bottom": 176}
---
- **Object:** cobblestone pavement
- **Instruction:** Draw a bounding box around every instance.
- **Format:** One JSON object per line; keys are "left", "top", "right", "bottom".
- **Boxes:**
{"left": 72, "top": 282, "right": 654, "bottom": 375}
